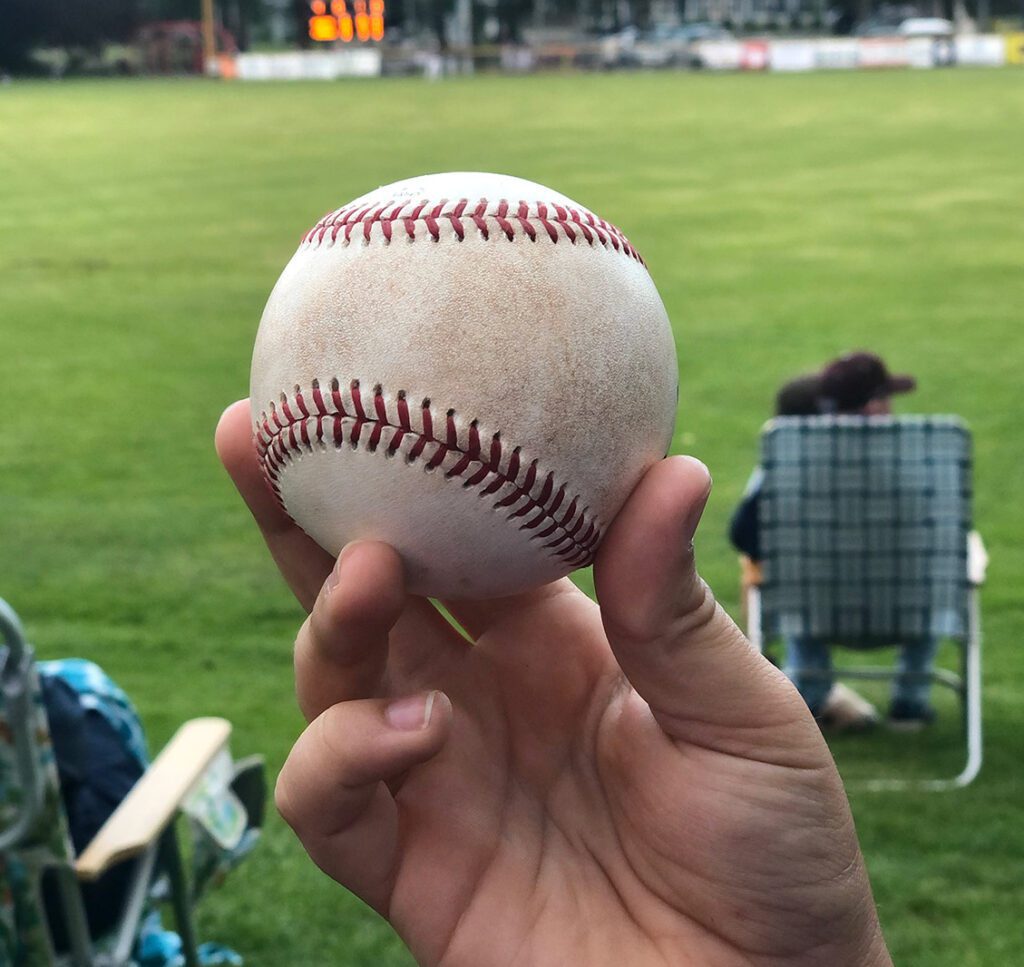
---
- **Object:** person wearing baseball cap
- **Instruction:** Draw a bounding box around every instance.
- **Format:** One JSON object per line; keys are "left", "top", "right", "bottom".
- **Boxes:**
{"left": 731, "top": 355, "right": 918, "bottom": 566}
{"left": 730, "top": 352, "right": 936, "bottom": 730}
{"left": 817, "top": 351, "right": 916, "bottom": 416}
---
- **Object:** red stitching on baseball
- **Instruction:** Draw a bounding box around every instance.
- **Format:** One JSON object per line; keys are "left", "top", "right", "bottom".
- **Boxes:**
{"left": 255, "top": 381, "right": 602, "bottom": 568}
{"left": 301, "top": 197, "right": 645, "bottom": 267}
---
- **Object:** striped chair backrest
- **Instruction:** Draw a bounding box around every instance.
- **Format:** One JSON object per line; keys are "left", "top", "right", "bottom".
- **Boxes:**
{"left": 758, "top": 416, "right": 972, "bottom": 643}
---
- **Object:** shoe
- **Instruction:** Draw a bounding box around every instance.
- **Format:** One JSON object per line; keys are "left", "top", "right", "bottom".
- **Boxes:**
{"left": 887, "top": 699, "right": 937, "bottom": 731}
{"left": 815, "top": 683, "right": 880, "bottom": 732}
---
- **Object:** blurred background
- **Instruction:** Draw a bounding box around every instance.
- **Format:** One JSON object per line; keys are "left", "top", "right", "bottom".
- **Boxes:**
{"left": 1, "top": 0, "right": 1022, "bottom": 963}
{"left": 2, "top": 0, "right": 1024, "bottom": 77}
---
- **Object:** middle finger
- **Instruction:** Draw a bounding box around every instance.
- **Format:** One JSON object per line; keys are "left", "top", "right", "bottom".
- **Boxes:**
{"left": 296, "top": 541, "right": 467, "bottom": 720}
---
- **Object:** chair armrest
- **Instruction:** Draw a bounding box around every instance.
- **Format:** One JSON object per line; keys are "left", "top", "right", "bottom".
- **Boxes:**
{"left": 75, "top": 717, "right": 232, "bottom": 881}
{"left": 967, "top": 530, "right": 988, "bottom": 586}
{"left": 740, "top": 556, "right": 764, "bottom": 587}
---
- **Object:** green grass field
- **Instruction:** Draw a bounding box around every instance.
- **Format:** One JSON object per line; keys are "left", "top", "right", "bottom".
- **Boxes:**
{"left": 1, "top": 69, "right": 1022, "bottom": 965}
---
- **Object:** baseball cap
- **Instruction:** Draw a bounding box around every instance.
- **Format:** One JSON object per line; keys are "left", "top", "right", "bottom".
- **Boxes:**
{"left": 818, "top": 352, "right": 916, "bottom": 414}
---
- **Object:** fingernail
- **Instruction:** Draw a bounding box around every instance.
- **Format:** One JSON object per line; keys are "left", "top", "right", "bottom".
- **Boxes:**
{"left": 385, "top": 692, "right": 438, "bottom": 731}
{"left": 324, "top": 541, "right": 362, "bottom": 596}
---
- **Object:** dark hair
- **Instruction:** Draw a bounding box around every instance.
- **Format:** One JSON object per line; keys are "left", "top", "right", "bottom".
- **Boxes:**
{"left": 775, "top": 374, "right": 822, "bottom": 416}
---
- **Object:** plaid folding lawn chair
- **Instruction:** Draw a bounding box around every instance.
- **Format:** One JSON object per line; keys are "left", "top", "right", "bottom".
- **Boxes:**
{"left": 744, "top": 416, "right": 984, "bottom": 791}
{"left": 0, "top": 597, "right": 266, "bottom": 966}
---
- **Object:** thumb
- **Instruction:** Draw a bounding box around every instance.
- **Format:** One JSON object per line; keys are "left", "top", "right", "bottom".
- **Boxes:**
{"left": 594, "top": 457, "right": 814, "bottom": 758}
{"left": 276, "top": 691, "right": 452, "bottom": 913}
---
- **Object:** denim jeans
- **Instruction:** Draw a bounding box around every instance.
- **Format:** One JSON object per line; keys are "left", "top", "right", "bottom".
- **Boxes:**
{"left": 784, "top": 636, "right": 940, "bottom": 713}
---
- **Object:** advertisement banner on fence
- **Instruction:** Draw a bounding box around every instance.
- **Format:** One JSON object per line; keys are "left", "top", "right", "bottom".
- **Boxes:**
{"left": 955, "top": 35, "right": 1005, "bottom": 66}
{"left": 740, "top": 41, "right": 770, "bottom": 70}
{"left": 906, "top": 36, "right": 956, "bottom": 68}
{"left": 907, "top": 37, "right": 934, "bottom": 67}
{"left": 679, "top": 32, "right": 1013, "bottom": 73}
{"left": 815, "top": 39, "right": 859, "bottom": 70}
{"left": 858, "top": 38, "right": 910, "bottom": 68}
{"left": 770, "top": 40, "right": 817, "bottom": 72}
{"left": 235, "top": 50, "right": 382, "bottom": 80}
{"left": 695, "top": 40, "right": 742, "bottom": 70}
{"left": 1004, "top": 32, "right": 1024, "bottom": 65}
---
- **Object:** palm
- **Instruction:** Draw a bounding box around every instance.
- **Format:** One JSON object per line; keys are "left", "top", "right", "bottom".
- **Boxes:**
{"left": 216, "top": 400, "right": 888, "bottom": 967}
{"left": 373, "top": 587, "right": 852, "bottom": 966}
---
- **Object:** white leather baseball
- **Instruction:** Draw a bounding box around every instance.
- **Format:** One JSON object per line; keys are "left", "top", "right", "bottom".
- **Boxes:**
{"left": 250, "top": 172, "right": 677, "bottom": 599}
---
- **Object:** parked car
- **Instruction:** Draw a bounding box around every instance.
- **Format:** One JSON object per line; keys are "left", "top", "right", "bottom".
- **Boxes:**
{"left": 853, "top": 5, "right": 917, "bottom": 36}
{"left": 598, "top": 26, "right": 640, "bottom": 69}
{"left": 854, "top": 17, "right": 905, "bottom": 36}
{"left": 628, "top": 23, "right": 734, "bottom": 68}
{"left": 898, "top": 17, "right": 954, "bottom": 36}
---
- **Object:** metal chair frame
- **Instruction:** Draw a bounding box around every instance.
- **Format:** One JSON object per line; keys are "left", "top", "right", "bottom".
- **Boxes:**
{"left": 743, "top": 416, "right": 983, "bottom": 791}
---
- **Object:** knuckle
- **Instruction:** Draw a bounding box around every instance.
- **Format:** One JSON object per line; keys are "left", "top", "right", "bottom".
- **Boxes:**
{"left": 604, "top": 572, "right": 718, "bottom": 648}
{"left": 666, "top": 578, "right": 720, "bottom": 640}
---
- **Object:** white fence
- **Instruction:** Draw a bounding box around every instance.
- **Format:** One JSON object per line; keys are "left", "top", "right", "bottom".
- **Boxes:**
{"left": 222, "top": 33, "right": 1021, "bottom": 80}
{"left": 233, "top": 50, "right": 382, "bottom": 80}
{"left": 695, "top": 34, "right": 1014, "bottom": 71}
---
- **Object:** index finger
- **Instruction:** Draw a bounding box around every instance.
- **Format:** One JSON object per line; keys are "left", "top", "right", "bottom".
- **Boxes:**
{"left": 215, "top": 400, "right": 469, "bottom": 674}
{"left": 215, "top": 399, "right": 337, "bottom": 611}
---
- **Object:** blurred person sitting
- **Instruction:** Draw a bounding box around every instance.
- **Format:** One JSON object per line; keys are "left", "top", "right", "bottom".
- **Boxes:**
{"left": 730, "top": 352, "right": 937, "bottom": 730}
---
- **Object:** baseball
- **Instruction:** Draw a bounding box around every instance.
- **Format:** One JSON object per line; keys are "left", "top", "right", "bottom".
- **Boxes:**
{"left": 250, "top": 172, "right": 677, "bottom": 599}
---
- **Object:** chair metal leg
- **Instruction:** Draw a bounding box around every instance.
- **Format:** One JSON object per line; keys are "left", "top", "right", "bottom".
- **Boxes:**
{"left": 0, "top": 602, "right": 46, "bottom": 854}
{"left": 858, "top": 620, "right": 981, "bottom": 791}
{"left": 952, "top": 590, "right": 983, "bottom": 788}
{"left": 747, "top": 587, "right": 763, "bottom": 653}
{"left": 746, "top": 596, "right": 982, "bottom": 791}
{"left": 158, "top": 823, "right": 201, "bottom": 967}
{"left": 109, "top": 843, "right": 159, "bottom": 966}
{"left": 49, "top": 863, "right": 95, "bottom": 967}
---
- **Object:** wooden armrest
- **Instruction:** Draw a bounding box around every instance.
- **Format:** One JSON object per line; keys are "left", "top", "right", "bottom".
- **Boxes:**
{"left": 740, "top": 556, "right": 763, "bottom": 587}
{"left": 967, "top": 530, "right": 988, "bottom": 586}
{"left": 75, "top": 717, "right": 232, "bottom": 881}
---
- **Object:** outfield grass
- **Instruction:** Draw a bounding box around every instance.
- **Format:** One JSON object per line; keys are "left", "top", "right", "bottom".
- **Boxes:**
{"left": 1, "top": 69, "right": 1022, "bottom": 965}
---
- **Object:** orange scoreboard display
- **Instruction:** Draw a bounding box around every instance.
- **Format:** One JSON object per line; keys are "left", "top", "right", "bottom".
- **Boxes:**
{"left": 309, "top": 0, "right": 385, "bottom": 43}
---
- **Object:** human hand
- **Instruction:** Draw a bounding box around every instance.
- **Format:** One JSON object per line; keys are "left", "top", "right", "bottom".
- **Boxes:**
{"left": 217, "top": 400, "right": 890, "bottom": 967}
